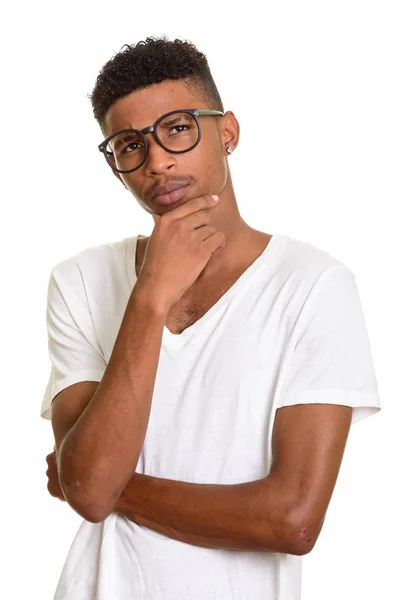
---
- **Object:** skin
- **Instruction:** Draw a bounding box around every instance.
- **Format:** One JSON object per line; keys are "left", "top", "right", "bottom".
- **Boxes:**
{"left": 47, "top": 396, "right": 352, "bottom": 555}
{"left": 45, "top": 78, "right": 353, "bottom": 555}
{"left": 102, "top": 79, "right": 272, "bottom": 284}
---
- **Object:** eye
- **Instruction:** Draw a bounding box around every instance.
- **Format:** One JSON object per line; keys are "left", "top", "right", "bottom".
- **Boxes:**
{"left": 169, "top": 125, "right": 189, "bottom": 135}
{"left": 122, "top": 141, "right": 142, "bottom": 154}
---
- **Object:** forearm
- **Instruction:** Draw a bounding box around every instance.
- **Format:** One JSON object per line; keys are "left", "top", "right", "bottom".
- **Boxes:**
{"left": 115, "top": 473, "right": 300, "bottom": 553}
{"left": 58, "top": 286, "right": 167, "bottom": 517}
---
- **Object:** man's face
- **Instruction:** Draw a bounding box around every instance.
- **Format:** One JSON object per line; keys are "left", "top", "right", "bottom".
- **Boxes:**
{"left": 102, "top": 80, "right": 232, "bottom": 215}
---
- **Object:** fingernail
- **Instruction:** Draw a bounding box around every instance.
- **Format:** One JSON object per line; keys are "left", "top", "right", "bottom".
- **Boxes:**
{"left": 211, "top": 195, "right": 219, "bottom": 202}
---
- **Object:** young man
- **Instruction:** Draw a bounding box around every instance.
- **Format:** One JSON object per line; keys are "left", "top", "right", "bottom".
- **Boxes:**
{"left": 42, "top": 36, "right": 381, "bottom": 599}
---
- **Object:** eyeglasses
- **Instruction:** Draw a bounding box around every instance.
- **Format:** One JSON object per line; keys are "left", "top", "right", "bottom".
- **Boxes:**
{"left": 98, "top": 108, "right": 224, "bottom": 174}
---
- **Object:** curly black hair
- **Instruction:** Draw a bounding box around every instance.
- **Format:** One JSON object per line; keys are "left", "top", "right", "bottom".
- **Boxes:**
{"left": 89, "top": 36, "right": 224, "bottom": 130}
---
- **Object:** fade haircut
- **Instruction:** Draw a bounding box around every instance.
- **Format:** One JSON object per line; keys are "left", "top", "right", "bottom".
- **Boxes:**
{"left": 89, "top": 36, "right": 224, "bottom": 131}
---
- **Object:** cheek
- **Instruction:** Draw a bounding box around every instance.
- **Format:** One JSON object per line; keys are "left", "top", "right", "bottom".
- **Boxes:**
{"left": 205, "top": 144, "right": 228, "bottom": 185}
{"left": 124, "top": 174, "right": 145, "bottom": 195}
{"left": 192, "top": 140, "right": 227, "bottom": 179}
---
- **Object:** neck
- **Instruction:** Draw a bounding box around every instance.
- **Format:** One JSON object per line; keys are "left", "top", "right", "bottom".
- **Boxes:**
{"left": 194, "top": 186, "right": 257, "bottom": 282}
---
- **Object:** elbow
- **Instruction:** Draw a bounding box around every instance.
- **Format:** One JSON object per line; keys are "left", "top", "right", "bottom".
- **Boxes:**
{"left": 76, "top": 500, "right": 112, "bottom": 524}
{"left": 58, "top": 456, "right": 116, "bottom": 523}
{"left": 59, "top": 479, "right": 114, "bottom": 524}
{"left": 83, "top": 510, "right": 112, "bottom": 524}
{"left": 257, "top": 477, "right": 325, "bottom": 555}
{"left": 287, "top": 524, "right": 318, "bottom": 556}
{"left": 65, "top": 489, "right": 113, "bottom": 523}
{"left": 283, "top": 511, "right": 325, "bottom": 556}
{"left": 262, "top": 502, "right": 321, "bottom": 555}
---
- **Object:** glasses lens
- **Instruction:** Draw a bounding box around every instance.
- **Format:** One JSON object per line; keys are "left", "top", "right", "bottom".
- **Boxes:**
{"left": 156, "top": 112, "right": 199, "bottom": 151}
{"left": 106, "top": 130, "right": 145, "bottom": 172}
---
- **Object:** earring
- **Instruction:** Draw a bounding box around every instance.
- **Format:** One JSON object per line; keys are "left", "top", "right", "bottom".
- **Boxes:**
{"left": 226, "top": 146, "right": 234, "bottom": 154}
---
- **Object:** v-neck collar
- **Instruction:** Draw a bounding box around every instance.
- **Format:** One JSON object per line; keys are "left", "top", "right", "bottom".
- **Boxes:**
{"left": 126, "top": 232, "right": 285, "bottom": 349}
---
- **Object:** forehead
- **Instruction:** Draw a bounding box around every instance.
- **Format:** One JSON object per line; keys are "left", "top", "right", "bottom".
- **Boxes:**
{"left": 103, "top": 80, "right": 204, "bottom": 135}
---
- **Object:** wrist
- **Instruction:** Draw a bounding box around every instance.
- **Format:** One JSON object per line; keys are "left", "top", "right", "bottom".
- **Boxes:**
{"left": 132, "top": 280, "right": 172, "bottom": 316}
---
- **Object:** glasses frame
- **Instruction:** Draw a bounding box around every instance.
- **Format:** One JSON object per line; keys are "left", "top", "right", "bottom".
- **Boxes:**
{"left": 98, "top": 108, "right": 224, "bottom": 174}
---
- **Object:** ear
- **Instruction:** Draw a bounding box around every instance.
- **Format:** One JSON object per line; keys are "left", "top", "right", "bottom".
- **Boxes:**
{"left": 219, "top": 110, "right": 240, "bottom": 154}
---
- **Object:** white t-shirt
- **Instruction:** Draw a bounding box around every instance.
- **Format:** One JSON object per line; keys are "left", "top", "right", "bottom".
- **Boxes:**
{"left": 41, "top": 232, "right": 381, "bottom": 600}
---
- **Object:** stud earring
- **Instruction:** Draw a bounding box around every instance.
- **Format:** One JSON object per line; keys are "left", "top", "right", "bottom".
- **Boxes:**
{"left": 226, "top": 146, "right": 234, "bottom": 154}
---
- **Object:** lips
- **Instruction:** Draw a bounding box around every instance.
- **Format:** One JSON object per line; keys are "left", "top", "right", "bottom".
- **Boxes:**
{"left": 154, "top": 183, "right": 189, "bottom": 205}
{"left": 153, "top": 182, "right": 189, "bottom": 198}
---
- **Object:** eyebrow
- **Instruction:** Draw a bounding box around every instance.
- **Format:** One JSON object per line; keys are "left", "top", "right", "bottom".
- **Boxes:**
{"left": 159, "top": 115, "right": 185, "bottom": 127}
{"left": 162, "top": 113, "right": 195, "bottom": 127}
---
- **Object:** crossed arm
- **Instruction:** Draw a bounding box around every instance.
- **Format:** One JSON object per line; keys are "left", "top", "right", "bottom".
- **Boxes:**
{"left": 46, "top": 401, "right": 352, "bottom": 556}
{"left": 45, "top": 268, "right": 355, "bottom": 554}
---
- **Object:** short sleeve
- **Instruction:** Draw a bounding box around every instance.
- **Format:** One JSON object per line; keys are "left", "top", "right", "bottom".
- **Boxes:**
{"left": 277, "top": 265, "right": 381, "bottom": 425}
{"left": 41, "top": 263, "right": 107, "bottom": 420}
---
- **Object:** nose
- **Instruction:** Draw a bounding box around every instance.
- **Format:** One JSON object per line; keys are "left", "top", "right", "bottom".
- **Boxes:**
{"left": 143, "top": 136, "right": 176, "bottom": 175}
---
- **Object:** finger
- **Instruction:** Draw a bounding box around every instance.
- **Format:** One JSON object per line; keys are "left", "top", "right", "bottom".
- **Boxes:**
{"left": 46, "top": 454, "right": 55, "bottom": 466}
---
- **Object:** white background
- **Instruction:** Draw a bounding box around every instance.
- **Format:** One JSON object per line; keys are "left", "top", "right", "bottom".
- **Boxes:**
{"left": 1, "top": 1, "right": 398, "bottom": 598}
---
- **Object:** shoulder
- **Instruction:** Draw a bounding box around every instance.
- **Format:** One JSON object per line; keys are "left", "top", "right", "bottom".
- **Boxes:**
{"left": 268, "top": 234, "right": 356, "bottom": 318}
{"left": 51, "top": 235, "right": 136, "bottom": 284}
{"left": 277, "top": 233, "right": 354, "bottom": 286}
